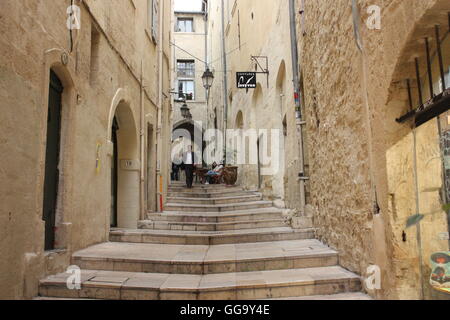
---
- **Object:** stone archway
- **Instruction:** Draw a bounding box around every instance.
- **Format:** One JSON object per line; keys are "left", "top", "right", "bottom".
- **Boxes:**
{"left": 109, "top": 99, "right": 140, "bottom": 229}
{"left": 249, "top": 84, "right": 264, "bottom": 190}
{"left": 380, "top": 1, "right": 450, "bottom": 300}
{"left": 172, "top": 119, "right": 204, "bottom": 164}
{"left": 274, "top": 61, "right": 287, "bottom": 202}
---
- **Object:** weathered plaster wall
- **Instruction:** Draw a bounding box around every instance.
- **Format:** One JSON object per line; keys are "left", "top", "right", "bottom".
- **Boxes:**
{"left": 207, "top": 0, "right": 306, "bottom": 209}
{"left": 0, "top": 0, "right": 172, "bottom": 299}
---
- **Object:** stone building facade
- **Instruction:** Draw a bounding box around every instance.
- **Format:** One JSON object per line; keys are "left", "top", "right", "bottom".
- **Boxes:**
{"left": 297, "top": 0, "right": 450, "bottom": 299}
{"left": 0, "top": 0, "right": 172, "bottom": 299}
{"left": 171, "top": 6, "right": 208, "bottom": 161}
{"left": 206, "top": 0, "right": 309, "bottom": 212}
{"left": 206, "top": 0, "right": 450, "bottom": 300}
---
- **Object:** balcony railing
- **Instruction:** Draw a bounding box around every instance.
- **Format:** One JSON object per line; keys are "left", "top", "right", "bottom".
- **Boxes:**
{"left": 177, "top": 68, "right": 195, "bottom": 78}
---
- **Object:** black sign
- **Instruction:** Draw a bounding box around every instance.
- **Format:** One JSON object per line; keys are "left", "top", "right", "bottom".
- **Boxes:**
{"left": 236, "top": 72, "right": 257, "bottom": 89}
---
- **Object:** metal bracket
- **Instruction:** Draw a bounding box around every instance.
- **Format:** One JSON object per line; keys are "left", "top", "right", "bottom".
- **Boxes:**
{"left": 251, "top": 56, "right": 270, "bottom": 88}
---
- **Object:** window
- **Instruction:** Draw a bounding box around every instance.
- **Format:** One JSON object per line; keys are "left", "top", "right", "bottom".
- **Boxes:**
{"left": 178, "top": 80, "right": 195, "bottom": 100}
{"left": 177, "top": 60, "right": 195, "bottom": 78}
{"left": 148, "top": 0, "right": 159, "bottom": 42}
{"left": 177, "top": 18, "right": 194, "bottom": 32}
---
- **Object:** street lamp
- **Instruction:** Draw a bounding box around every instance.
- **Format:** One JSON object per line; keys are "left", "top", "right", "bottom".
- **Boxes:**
{"left": 180, "top": 102, "right": 190, "bottom": 119}
{"left": 202, "top": 67, "right": 214, "bottom": 90}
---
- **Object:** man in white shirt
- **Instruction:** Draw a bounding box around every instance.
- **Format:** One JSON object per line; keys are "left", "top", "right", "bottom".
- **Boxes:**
{"left": 183, "top": 146, "right": 196, "bottom": 188}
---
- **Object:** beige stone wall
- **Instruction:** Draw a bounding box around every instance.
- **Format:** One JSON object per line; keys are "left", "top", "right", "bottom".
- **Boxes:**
{"left": 0, "top": 0, "right": 172, "bottom": 299}
{"left": 206, "top": 0, "right": 305, "bottom": 208}
{"left": 172, "top": 12, "right": 208, "bottom": 129}
{"left": 298, "top": 0, "right": 450, "bottom": 299}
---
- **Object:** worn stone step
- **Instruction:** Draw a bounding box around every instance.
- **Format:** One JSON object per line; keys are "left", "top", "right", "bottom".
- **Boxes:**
{"left": 167, "top": 194, "right": 263, "bottom": 205}
{"left": 72, "top": 240, "right": 338, "bottom": 275}
{"left": 138, "top": 218, "right": 287, "bottom": 231}
{"left": 110, "top": 227, "right": 315, "bottom": 245}
{"left": 164, "top": 201, "right": 273, "bottom": 213}
{"left": 267, "top": 292, "right": 372, "bottom": 300}
{"left": 39, "top": 266, "right": 362, "bottom": 300}
{"left": 146, "top": 208, "right": 284, "bottom": 224}
{"left": 168, "top": 185, "right": 243, "bottom": 193}
{"left": 168, "top": 190, "right": 259, "bottom": 199}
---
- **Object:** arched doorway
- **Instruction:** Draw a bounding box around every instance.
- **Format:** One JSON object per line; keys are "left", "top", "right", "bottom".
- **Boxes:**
{"left": 110, "top": 101, "right": 140, "bottom": 229}
{"left": 250, "top": 84, "right": 263, "bottom": 190}
{"left": 172, "top": 120, "right": 204, "bottom": 179}
{"left": 42, "top": 70, "right": 64, "bottom": 250}
{"left": 274, "top": 61, "right": 287, "bottom": 202}
{"left": 383, "top": 2, "right": 450, "bottom": 299}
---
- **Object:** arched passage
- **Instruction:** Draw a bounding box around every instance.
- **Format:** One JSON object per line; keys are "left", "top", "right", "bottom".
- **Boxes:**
{"left": 382, "top": 1, "right": 450, "bottom": 300}
{"left": 110, "top": 101, "right": 140, "bottom": 229}
{"left": 274, "top": 61, "right": 287, "bottom": 202}
{"left": 172, "top": 119, "right": 204, "bottom": 165}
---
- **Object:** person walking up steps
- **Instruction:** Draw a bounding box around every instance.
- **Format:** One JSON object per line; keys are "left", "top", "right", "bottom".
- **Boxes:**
{"left": 183, "top": 146, "right": 197, "bottom": 189}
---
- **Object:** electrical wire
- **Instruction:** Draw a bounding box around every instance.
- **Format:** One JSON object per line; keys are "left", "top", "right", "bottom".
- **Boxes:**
{"left": 171, "top": 41, "right": 247, "bottom": 68}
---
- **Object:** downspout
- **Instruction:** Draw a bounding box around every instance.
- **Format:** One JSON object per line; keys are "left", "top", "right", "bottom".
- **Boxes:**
{"left": 221, "top": 0, "right": 229, "bottom": 165}
{"left": 140, "top": 60, "right": 145, "bottom": 221}
{"left": 204, "top": 1, "right": 209, "bottom": 141}
{"left": 289, "top": 0, "right": 306, "bottom": 214}
{"left": 156, "top": 0, "right": 165, "bottom": 212}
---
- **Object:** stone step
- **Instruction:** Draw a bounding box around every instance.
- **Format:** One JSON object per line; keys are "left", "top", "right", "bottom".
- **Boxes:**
{"left": 168, "top": 185, "right": 243, "bottom": 193}
{"left": 138, "top": 218, "right": 287, "bottom": 231}
{"left": 164, "top": 201, "right": 273, "bottom": 213}
{"left": 168, "top": 190, "right": 259, "bottom": 199}
{"left": 72, "top": 240, "right": 337, "bottom": 275}
{"left": 110, "top": 227, "right": 315, "bottom": 245}
{"left": 39, "top": 266, "right": 362, "bottom": 300}
{"left": 146, "top": 208, "right": 284, "bottom": 224}
{"left": 167, "top": 194, "right": 263, "bottom": 205}
{"left": 267, "top": 292, "right": 372, "bottom": 300}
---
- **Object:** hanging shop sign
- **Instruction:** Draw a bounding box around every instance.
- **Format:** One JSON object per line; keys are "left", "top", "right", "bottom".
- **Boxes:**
{"left": 236, "top": 72, "right": 257, "bottom": 89}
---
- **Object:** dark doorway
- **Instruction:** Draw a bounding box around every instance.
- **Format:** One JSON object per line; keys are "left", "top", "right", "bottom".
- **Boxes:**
{"left": 42, "top": 70, "right": 63, "bottom": 251}
{"left": 110, "top": 117, "right": 119, "bottom": 227}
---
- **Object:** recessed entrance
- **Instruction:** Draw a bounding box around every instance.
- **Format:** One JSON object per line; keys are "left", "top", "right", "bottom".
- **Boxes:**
{"left": 110, "top": 102, "right": 140, "bottom": 229}
{"left": 42, "top": 70, "right": 63, "bottom": 251}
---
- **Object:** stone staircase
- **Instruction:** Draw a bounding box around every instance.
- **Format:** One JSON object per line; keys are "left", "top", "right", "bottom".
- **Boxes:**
{"left": 37, "top": 183, "right": 370, "bottom": 300}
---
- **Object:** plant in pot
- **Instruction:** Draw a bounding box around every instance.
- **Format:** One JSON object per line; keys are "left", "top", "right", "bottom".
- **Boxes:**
{"left": 223, "top": 149, "right": 238, "bottom": 186}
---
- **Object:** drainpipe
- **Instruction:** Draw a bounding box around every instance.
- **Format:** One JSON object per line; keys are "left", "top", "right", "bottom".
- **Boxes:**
{"left": 221, "top": 0, "right": 229, "bottom": 165}
{"left": 140, "top": 60, "right": 145, "bottom": 221}
{"left": 289, "top": 0, "right": 306, "bottom": 214}
{"left": 156, "top": 0, "right": 165, "bottom": 212}
{"left": 204, "top": 1, "right": 209, "bottom": 145}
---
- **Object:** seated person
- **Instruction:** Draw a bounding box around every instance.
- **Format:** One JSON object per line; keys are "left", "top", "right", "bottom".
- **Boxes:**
{"left": 205, "top": 162, "right": 223, "bottom": 184}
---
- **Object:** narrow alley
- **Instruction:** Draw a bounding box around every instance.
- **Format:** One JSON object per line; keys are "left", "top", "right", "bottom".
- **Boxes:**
{"left": 0, "top": 0, "right": 449, "bottom": 305}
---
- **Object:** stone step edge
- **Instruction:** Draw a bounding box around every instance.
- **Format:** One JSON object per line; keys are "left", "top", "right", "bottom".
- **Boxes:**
{"left": 167, "top": 195, "right": 262, "bottom": 201}
{"left": 72, "top": 251, "right": 338, "bottom": 266}
{"left": 165, "top": 201, "right": 273, "bottom": 209}
{"left": 151, "top": 207, "right": 284, "bottom": 216}
{"left": 139, "top": 218, "right": 286, "bottom": 227}
{"left": 39, "top": 267, "right": 361, "bottom": 294}
{"left": 110, "top": 228, "right": 314, "bottom": 238}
